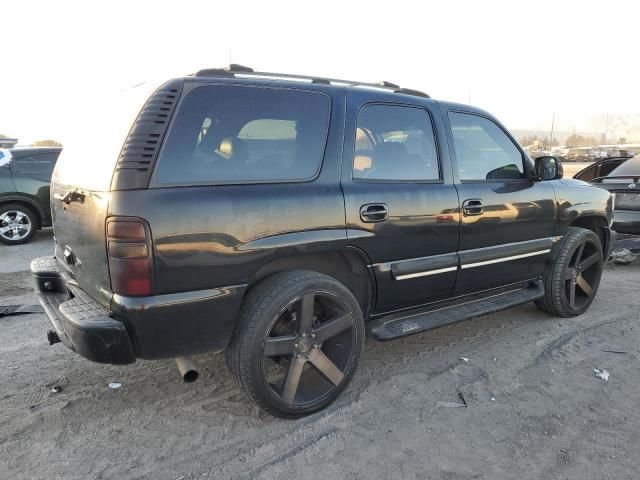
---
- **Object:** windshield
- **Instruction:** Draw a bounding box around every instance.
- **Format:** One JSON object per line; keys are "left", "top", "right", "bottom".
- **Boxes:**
{"left": 53, "top": 80, "right": 162, "bottom": 191}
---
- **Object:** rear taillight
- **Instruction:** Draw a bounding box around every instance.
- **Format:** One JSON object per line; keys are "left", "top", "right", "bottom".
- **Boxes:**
{"left": 106, "top": 218, "right": 153, "bottom": 296}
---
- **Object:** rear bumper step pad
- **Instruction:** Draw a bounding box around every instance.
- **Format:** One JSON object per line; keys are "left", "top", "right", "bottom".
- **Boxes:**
{"left": 31, "top": 256, "right": 136, "bottom": 364}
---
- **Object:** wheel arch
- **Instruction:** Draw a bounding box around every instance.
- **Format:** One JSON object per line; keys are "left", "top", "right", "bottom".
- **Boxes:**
{"left": 568, "top": 215, "right": 609, "bottom": 254}
{"left": 246, "top": 248, "right": 376, "bottom": 320}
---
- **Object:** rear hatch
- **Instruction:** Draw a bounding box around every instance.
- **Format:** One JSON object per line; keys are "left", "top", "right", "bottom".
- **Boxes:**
{"left": 593, "top": 157, "right": 640, "bottom": 212}
{"left": 51, "top": 79, "right": 176, "bottom": 306}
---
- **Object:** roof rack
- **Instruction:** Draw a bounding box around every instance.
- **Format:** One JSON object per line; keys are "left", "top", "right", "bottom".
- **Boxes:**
{"left": 193, "top": 65, "right": 430, "bottom": 98}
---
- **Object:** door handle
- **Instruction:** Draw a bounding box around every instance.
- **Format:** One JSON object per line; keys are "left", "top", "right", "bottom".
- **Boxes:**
{"left": 360, "top": 203, "right": 389, "bottom": 223}
{"left": 462, "top": 199, "right": 483, "bottom": 216}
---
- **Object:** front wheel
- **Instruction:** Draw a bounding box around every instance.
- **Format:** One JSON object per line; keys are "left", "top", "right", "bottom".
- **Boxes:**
{"left": 536, "top": 227, "right": 604, "bottom": 317}
{"left": 227, "top": 270, "right": 365, "bottom": 418}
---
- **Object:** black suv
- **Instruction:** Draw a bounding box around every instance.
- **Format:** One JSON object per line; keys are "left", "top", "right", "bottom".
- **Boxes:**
{"left": 32, "top": 66, "right": 614, "bottom": 417}
{"left": 0, "top": 146, "right": 61, "bottom": 244}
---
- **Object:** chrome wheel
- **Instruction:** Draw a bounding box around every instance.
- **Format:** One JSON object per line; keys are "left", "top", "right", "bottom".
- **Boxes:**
{"left": 0, "top": 210, "right": 32, "bottom": 242}
{"left": 261, "top": 291, "right": 357, "bottom": 407}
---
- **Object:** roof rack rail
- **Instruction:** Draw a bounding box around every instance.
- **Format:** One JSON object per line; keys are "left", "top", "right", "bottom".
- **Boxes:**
{"left": 394, "top": 87, "right": 430, "bottom": 98}
{"left": 377, "top": 80, "right": 400, "bottom": 89}
{"left": 193, "top": 65, "right": 430, "bottom": 98}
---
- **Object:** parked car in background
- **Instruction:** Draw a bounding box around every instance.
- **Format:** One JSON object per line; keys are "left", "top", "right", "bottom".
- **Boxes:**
{"left": 0, "top": 146, "right": 62, "bottom": 244}
{"left": 574, "top": 156, "right": 640, "bottom": 234}
{"left": 565, "top": 147, "right": 597, "bottom": 162}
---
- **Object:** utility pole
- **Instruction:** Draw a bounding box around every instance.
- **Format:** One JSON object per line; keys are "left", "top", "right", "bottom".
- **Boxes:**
{"left": 549, "top": 112, "right": 555, "bottom": 152}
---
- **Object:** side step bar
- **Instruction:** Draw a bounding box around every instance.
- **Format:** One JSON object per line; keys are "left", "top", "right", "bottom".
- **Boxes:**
{"left": 369, "top": 281, "right": 544, "bottom": 341}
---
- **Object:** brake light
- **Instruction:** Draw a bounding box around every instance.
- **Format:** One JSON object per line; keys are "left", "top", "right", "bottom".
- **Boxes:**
{"left": 106, "top": 218, "right": 153, "bottom": 296}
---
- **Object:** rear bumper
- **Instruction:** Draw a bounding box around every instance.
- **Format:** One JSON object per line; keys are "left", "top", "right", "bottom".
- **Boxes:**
{"left": 31, "top": 257, "right": 136, "bottom": 364}
{"left": 613, "top": 210, "right": 640, "bottom": 235}
{"left": 31, "top": 256, "right": 246, "bottom": 364}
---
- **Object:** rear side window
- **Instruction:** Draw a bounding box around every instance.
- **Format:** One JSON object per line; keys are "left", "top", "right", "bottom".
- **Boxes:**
{"left": 154, "top": 85, "right": 331, "bottom": 185}
{"left": 449, "top": 112, "right": 525, "bottom": 181}
{"left": 353, "top": 104, "right": 440, "bottom": 181}
{"left": 12, "top": 152, "right": 59, "bottom": 177}
{"left": 574, "top": 159, "right": 627, "bottom": 182}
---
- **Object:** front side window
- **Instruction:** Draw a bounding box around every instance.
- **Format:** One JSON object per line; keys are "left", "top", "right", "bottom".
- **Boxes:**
{"left": 154, "top": 85, "right": 331, "bottom": 184}
{"left": 449, "top": 112, "right": 525, "bottom": 181}
{"left": 353, "top": 104, "right": 440, "bottom": 181}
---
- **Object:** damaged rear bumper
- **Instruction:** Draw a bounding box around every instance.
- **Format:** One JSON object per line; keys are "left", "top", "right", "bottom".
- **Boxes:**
{"left": 31, "top": 256, "right": 136, "bottom": 364}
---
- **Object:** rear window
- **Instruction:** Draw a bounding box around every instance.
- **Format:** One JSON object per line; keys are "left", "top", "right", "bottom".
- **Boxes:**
{"left": 153, "top": 85, "right": 331, "bottom": 185}
{"left": 52, "top": 80, "right": 162, "bottom": 191}
{"left": 608, "top": 157, "right": 640, "bottom": 178}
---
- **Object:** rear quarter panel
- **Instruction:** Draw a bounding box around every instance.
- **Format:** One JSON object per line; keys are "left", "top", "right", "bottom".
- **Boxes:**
{"left": 109, "top": 181, "right": 348, "bottom": 294}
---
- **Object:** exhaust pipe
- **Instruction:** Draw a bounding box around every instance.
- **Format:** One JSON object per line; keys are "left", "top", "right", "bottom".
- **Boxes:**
{"left": 175, "top": 356, "right": 199, "bottom": 383}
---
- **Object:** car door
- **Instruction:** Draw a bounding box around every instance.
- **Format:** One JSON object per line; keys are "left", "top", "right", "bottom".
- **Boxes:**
{"left": 341, "top": 92, "right": 460, "bottom": 313}
{"left": 444, "top": 109, "right": 556, "bottom": 294}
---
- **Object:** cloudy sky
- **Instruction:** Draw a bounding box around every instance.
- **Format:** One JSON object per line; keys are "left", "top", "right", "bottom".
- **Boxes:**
{"left": 2, "top": 0, "right": 639, "bottom": 144}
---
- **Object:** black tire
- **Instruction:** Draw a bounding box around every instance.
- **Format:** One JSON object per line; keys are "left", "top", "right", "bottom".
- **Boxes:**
{"left": 0, "top": 204, "right": 37, "bottom": 245}
{"left": 227, "top": 270, "right": 365, "bottom": 418}
{"left": 536, "top": 227, "right": 604, "bottom": 317}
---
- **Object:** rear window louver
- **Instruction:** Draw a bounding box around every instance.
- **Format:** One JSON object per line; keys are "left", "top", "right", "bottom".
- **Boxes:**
{"left": 111, "top": 79, "right": 183, "bottom": 190}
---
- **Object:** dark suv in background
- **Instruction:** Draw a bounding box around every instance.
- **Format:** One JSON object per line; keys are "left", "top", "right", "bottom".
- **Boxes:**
{"left": 32, "top": 66, "right": 613, "bottom": 417}
{"left": 0, "top": 146, "right": 61, "bottom": 244}
{"left": 574, "top": 156, "right": 640, "bottom": 234}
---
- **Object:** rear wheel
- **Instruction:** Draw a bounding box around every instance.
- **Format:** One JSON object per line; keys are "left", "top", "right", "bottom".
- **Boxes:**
{"left": 227, "top": 270, "right": 364, "bottom": 418}
{"left": 0, "top": 204, "right": 37, "bottom": 245}
{"left": 536, "top": 227, "right": 604, "bottom": 317}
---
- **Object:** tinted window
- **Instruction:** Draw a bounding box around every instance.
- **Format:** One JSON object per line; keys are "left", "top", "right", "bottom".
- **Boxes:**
{"left": 608, "top": 157, "right": 640, "bottom": 177}
{"left": 353, "top": 105, "right": 439, "bottom": 181}
{"left": 12, "top": 152, "right": 59, "bottom": 177}
{"left": 449, "top": 112, "right": 525, "bottom": 181}
{"left": 154, "top": 85, "right": 331, "bottom": 184}
{"left": 574, "top": 159, "right": 627, "bottom": 182}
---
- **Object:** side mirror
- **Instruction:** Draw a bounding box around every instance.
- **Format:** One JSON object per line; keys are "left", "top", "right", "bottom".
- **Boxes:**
{"left": 533, "top": 156, "right": 563, "bottom": 181}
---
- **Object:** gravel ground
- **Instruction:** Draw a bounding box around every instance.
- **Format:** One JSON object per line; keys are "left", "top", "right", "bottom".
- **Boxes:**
{"left": 1, "top": 232, "right": 639, "bottom": 480}
{"left": 0, "top": 229, "right": 54, "bottom": 274}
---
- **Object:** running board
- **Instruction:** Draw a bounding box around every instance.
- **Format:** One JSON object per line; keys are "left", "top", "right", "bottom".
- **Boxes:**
{"left": 369, "top": 281, "right": 544, "bottom": 341}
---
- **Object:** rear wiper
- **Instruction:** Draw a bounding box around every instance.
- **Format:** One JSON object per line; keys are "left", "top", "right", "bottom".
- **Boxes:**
{"left": 54, "top": 188, "right": 85, "bottom": 205}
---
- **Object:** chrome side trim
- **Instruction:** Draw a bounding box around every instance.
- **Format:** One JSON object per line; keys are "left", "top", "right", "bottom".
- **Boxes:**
{"left": 395, "top": 266, "right": 458, "bottom": 281}
{"left": 460, "top": 249, "right": 550, "bottom": 270}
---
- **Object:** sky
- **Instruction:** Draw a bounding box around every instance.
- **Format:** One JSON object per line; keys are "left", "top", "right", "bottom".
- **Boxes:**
{"left": 2, "top": 0, "right": 639, "bottom": 145}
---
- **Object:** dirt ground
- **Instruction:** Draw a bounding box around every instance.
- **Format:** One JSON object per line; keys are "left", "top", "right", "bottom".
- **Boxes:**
{"left": 1, "top": 233, "right": 640, "bottom": 480}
